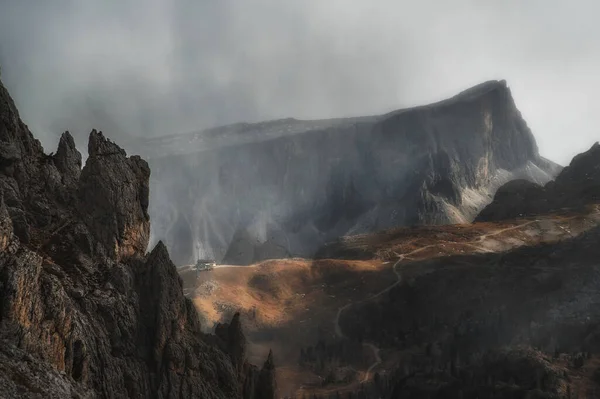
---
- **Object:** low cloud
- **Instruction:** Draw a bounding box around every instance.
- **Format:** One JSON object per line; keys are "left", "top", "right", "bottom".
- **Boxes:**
{"left": 0, "top": 0, "right": 598, "bottom": 164}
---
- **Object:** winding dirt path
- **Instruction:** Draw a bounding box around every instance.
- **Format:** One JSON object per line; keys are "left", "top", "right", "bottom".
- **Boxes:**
{"left": 333, "top": 218, "right": 544, "bottom": 383}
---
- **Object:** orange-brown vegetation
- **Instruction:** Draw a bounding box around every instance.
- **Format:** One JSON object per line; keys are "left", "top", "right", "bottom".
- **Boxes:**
{"left": 179, "top": 204, "right": 600, "bottom": 397}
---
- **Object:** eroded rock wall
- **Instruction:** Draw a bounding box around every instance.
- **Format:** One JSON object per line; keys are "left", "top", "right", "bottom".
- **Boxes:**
{"left": 0, "top": 77, "right": 275, "bottom": 398}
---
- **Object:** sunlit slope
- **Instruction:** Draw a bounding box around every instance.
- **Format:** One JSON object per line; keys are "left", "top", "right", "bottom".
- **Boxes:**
{"left": 179, "top": 204, "right": 600, "bottom": 396}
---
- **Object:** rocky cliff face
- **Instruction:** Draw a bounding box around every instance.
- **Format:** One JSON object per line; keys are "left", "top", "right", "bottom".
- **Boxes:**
{"left": 140, "top": 80, "right": 560, "bottom": 265}
{"left": 78, "top": 130, "right": 151, "bottom": 261}
{"left": 0, "top": 78, "right": 274, "bottom": 398}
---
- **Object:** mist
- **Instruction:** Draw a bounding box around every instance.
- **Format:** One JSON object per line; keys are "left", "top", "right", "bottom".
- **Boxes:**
{"left": 0, "top": 0, "right": 598, "bottom": 165}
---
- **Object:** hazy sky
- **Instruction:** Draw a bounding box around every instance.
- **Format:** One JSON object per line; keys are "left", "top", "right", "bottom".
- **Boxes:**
{"left": 0, "top": 0, "right": 598, "bottom": 164}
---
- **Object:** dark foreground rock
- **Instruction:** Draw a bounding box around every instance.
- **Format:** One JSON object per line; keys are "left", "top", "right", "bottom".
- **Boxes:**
{"left": 0, "top": 78, "right": 275, "bottom": 398}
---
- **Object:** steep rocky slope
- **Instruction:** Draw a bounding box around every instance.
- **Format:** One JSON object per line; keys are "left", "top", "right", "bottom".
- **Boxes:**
{"left": 476, "top": 142, "right": 600, "bottom": 222}
{"left": 0, "top": 78, "right": 275, "bottom": 398}
{"left": 140, "top": 80, "right": 560, "bottom": 265}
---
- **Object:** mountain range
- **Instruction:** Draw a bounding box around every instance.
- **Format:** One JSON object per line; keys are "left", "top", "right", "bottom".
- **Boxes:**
{"left": 1, "top": 71, "right": 599, "bottom": 399}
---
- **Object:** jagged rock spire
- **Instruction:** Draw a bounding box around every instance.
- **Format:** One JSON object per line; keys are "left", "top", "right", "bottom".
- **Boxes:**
{"left": 77, "top": 129, "right": 150, "bottom": 260}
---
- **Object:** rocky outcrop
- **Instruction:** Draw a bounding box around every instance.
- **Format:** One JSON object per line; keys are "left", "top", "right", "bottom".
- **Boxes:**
{"left": 78, "top": 130, "right": 150, "bottom": 261}
{"left": 214, "top": 313, "right": 277, "bottom": 398}
{"left": 0, "top": 77, "right": 274, "bottom": 398}
{"left": 142, "top": 80, "right": 560, "bottom": 265}
{"left": 215, "top": 312, "right": 246, "bottom": 377}
{"left": 476, "top": 142, "right": 600, "bottom": 222}
{"left": 54, "top": 131, "right": 82, "bottom": 186}
{"left": 255, "top": 350, "right": 277, "bottom": 399}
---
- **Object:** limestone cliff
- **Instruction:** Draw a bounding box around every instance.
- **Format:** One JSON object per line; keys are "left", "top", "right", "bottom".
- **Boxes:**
{"left": 140, "top": 80, "right": 560, "bottom": 265}
{"left": 0, "top": 78, "right": 274, "bottom": 398}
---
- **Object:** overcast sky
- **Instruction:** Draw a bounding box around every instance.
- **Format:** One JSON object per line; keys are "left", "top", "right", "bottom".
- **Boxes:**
{"left": 0, "top": 0, "right": 598, "bottom": 164}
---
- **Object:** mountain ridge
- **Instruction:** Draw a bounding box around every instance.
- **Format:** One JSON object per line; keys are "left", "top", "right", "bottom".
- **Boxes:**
{"left": 128, "top": 79, "right": 521, "bottom": 160}
{"left": 142, "top": 79, "right": 561, "bottom": 265}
